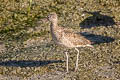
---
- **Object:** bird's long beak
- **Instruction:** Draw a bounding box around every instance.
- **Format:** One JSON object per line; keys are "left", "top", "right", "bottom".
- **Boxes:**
{"left": 36, "top": 15, "right": 51, "bottom": 24}
{"left": 36, "top": 17, "right": 48, "bottom": 24}
{"left": 41, "top": 16, "right": 49, "bottom": 22}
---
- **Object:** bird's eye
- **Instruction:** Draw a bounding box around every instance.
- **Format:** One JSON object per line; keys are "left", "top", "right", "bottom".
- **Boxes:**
{"left": 48, "top": 15, "right": 52, "bottom": 18}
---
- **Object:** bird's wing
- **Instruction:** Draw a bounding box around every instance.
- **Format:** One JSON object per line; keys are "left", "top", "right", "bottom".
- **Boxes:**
{"left": 62, "top": 30, "right": 92, "bottom": 47}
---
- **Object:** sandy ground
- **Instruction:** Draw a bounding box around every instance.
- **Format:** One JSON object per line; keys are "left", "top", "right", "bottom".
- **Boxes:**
{"left": 0, "top": 0, "right": 120, "bottom": 80}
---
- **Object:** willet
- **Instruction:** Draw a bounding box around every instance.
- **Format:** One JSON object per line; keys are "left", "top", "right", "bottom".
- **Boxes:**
{"left": 47, "top": 12, "right": 93, "bottom": 72}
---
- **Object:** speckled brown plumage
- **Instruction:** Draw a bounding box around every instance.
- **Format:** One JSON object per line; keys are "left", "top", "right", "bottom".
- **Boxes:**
{"left": 48, "top": 13, "right": 92, "bottom": 48}
{"left": 47, "top": 12, "right": 93, "bottom": 72}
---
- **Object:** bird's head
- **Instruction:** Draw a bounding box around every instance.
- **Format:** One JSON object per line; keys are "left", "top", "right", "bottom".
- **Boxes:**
{"left": 47, "top": 12, "right": 58, "bottom": 23}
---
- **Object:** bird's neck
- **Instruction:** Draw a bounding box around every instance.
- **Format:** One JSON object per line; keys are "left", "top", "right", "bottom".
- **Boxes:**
{"left": 50, "top": 21, "right": 58, "bottom": 29}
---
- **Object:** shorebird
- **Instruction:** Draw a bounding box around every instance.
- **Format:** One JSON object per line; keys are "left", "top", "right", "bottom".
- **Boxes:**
{"left": 47, "top": 12, "right": 93, "bottom": 72}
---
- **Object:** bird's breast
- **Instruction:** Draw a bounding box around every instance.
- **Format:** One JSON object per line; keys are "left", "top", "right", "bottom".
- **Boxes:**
{"left": 50, "top": 28, "right": 63, "bottom": 44}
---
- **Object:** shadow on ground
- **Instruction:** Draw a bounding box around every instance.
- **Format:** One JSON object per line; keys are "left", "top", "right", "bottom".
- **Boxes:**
{"left": 113, "top": 61, "right": 120, "bottom": 64}
{"left": 80, "top": 11, "right": 115, "bottom": 28}
{"left": 0, "top": 60, "right": 64, "bottom": 67}
{"left": 78, "top": 32, "right": 115, "bottom": 44}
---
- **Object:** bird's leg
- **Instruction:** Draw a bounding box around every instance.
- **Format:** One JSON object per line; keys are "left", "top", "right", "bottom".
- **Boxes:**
{"left": 65, "top": 52, "right": 69, "bottom": 72}
{"left": 75, "top": 48, "right": 79, "bottom": 72}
